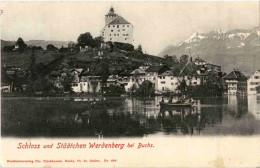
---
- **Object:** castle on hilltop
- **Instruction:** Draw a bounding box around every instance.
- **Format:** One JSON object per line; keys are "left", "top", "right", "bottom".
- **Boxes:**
{"left": 100, "top": 7, "right": 133, "bottom": 44}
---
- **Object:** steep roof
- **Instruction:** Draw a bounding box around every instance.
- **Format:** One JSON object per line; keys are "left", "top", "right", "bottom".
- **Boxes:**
{"left": 145, "top": 65, "right": 163, "bottom": 72}
{"left": 194, "top": 57, "right": 205, "bottom": 62}
{"left": 160, "top": 70, "right": 173, "bottom": 76}
{"left": 108, "top": 16, "right": 130, "bottom": 25}
{"left": 130, "top": 68, "right": 146, "bottom": 75}
{"left": 223, "top": 70, "right": 247, "bottom": 80}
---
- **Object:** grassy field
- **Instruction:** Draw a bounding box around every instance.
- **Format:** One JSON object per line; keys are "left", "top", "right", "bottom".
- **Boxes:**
{"left": 1, "top": 50, "right": 60, "bottom": 70}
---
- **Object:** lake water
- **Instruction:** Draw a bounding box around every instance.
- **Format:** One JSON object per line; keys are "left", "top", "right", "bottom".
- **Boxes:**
{"left": 1, "top": 95, "right": 260, "bottom": 137}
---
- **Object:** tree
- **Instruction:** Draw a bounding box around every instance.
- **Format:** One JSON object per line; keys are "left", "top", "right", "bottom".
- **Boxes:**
{"left": 134, "top": 80, "right": 155, "bottom": 97}
{"left": 47, "top": 44, "right": 58, "bottom": 51}
{"left": 100, "top": 58, "right": 109, "bottom": 92}
{"left": 104, "top": 84, "right": 125, "bottom": 96}
{"left": 164, "top": 55, "right": 179, "bottom": 67}
{"left": 77, "top": 32, "right": 94, "bottom": 47}
{"left": 171, "top": 55, "right": 179, "bottom": 63}
{"left": 137, "top": 44, "right": 143, "bottom": 53}
{"left": 176, "top": 78, "right": 188, "bottom": 94}
{"left": 30, "top": 48, "right": 36, "bottom": 82}
{"left": 16, "top": 37, "right": 27, "bottom": 51}
{"left": 179, "top": 55, "right": 189, "bottom": 64}
{"left": 93, "top": 36, "right": 104, "bottom": 48}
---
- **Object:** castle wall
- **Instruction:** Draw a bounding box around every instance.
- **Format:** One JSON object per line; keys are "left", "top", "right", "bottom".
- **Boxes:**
{"left": 101, "top": 24, "right": 133, "bottom": 44}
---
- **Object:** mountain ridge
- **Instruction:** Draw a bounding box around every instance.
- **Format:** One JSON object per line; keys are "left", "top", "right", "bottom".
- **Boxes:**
{"left": 159, "top": 27, "right": 260, "bottom": 74}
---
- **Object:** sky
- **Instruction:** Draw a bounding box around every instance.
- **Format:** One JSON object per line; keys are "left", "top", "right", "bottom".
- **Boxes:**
{"left": 0, "top": 1, "right": 259, "bottom": 55}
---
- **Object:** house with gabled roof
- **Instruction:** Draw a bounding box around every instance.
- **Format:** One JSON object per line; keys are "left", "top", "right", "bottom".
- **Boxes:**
{"left": 145, "top": 65, "right": 170, "bottom": 92}
{"left": 100, "top": 7, "right": 133, "bottom": 44}
{"left": 193, "top": 57, "right": 206, "bottom": 65}
{"left": 157, "top": 65, "right": 202, "bottom": 93}
{"left": 222, "top": 69, "right": 247, "bottom": 94}
{"left": 247, "top": 70, "right": 260, "bottom": 94}
{"left": 157, "top": 69, "right": 180, "bottom": 92}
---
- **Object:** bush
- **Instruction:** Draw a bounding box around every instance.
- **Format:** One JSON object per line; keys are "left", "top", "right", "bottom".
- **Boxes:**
{"left": 131, "top": 80, "right": 155, "bottom": 97}
{"left": 114, "top": 42, "right": 134, "bottom": 51}
{"left": 104, "top": 84, "right": 125, "bottom": 96}
{"left": 47, "top": 44, "right": 58, "bottom": 51}
{"left": 2, "top": 45, "right": 15, "bottom": 52}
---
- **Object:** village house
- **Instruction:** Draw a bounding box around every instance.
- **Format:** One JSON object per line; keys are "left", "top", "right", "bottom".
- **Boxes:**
{"left": 106, "top": 75, "right": 118, "bottom": 87}
{"left": 247, "top": 70, "right": 260, "bottom": 95}
{"left": 79, "top": 44, "right": 92, "bottom": 52}
{"left": 1, "top": 69, "right": 14, "bottom": 92}
{"left": 157, "top": 70, "right": 180, "bottom": 92}
{"left": 1, "top": 66, "right": 29, "bottom": 92}
{"left": 145, "top": 65, "right": 171, "bottom": 92}
{"left": 157, "top": 65, "right": 204, "bottom": 93}
{"left": 71, "top": 68, "right": 102, "bottom": 94}
{"left": 130, "top": 68, "right": 146, "bottom": 84}
{"left": 205, "top": 63, "right": 221, "bottom": 72}
{"left": 68, "top": 41, "right": 76, "bottom": 52}
{"left": 118, "top": 70, "right": 134, "bottom": 92}
{"left": 193, "top": 57, "right": 206, "bottom": 65}
{"left": 222, "top": 69, "right": 247, "bottom": 95}
{"left": 100, "top": 7, "right": 134, "bottom": 44}
{"left": 68, "top": 41, "right": 76, "bottom": 48}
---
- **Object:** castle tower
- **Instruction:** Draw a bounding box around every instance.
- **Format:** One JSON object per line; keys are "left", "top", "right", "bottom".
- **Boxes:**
{"left": 105, "top": 7, "right": 118, "bottom": 25}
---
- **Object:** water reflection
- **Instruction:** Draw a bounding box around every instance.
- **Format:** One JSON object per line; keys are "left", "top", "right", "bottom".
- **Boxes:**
{"left": 248, "top": 95, "right": 260, "bottom": 120}
{"left": 1, "top": 95, "right": 260, "bottom": 137}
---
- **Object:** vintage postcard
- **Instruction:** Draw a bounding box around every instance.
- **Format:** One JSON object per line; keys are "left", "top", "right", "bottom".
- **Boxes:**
{"left": 1, "top": 1, "right": 260, "bottom": 168}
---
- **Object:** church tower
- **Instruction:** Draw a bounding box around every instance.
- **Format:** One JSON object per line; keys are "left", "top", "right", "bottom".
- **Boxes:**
{"left": 105, "top": 7, "right": 118, "bottom": 25}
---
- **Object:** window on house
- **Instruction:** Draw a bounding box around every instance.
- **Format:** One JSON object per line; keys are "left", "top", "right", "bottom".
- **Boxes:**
{"left": 153, "top": 77, "right": 156, "bottom": 80}
{"left": 163, "top": 77, "right": 165, "bottom": 79}
{"left": 125, "top": 38, "right": 127, "bottom": 40}
{"left": 118, "top": 30, "right": 120, "bottom": 32}
{"left": 110, "top": 38, "right": 112, "bottom": 40}
{"left": 171, "top": 83, "right": 174, "bottom": 85}
{"left": 108, "top": 26, "right": 110, "bottom": 28}
{"left": 123, "top": 34, "right": 125, "bottom": 36}
{"left": 171, "top": 77, "right": 173, "bottom": 80}
{"left": 254, "top": 76, "right": 259, "bottom": 79}
{"left": 111, "top": 30, "right": 113, "bottom": 32}
{"left": 117, "top": 34, "right": 119, "bottom": 36}
{"left": 123, "top": 25, "right": 125, "bottom": 27}
{"left": 250, "top": 88, "right": 256, "bottom": 91}
{"left": 113, "top": 25, "right": 115, "bottom": 27}
{"left": 161, "top": 81, "right": 165, "bottom": 84}
{"left": 127, "top": 25, "right": 129, "bottom": 27}
{"left": 110, "top": 34, "right": 111, "bottom": 36}
{"left": 122, "top": 29, "right": 125, "bottom": 31}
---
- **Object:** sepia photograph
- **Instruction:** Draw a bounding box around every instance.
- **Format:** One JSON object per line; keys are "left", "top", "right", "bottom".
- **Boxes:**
{"left": 1, "top": 1, "right": 260, "bottom": 167}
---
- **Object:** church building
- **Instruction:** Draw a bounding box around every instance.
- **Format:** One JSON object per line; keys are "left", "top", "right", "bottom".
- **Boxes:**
{"left": 100, "top": 7, "right": 133, "bottom": 44}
